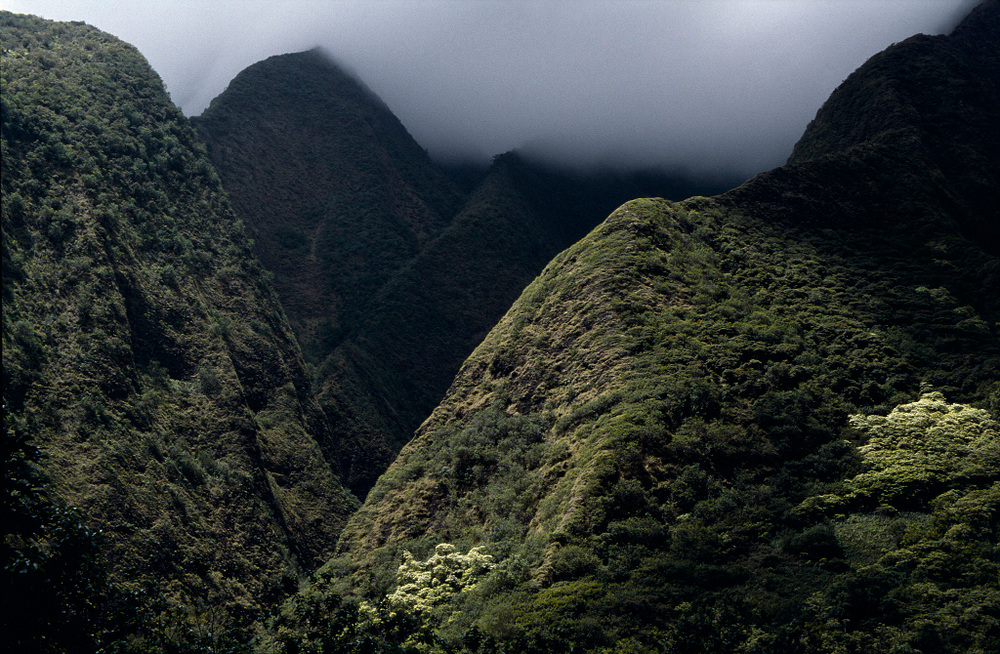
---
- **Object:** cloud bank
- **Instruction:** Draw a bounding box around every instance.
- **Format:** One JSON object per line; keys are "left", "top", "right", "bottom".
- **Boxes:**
{"left": 2, "top": 0, "right": 979, "bottom": 177}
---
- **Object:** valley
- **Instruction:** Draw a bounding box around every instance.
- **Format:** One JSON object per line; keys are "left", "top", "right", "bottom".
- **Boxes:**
{"left": 2, "top": 3, "right": 998, "bottom": 652}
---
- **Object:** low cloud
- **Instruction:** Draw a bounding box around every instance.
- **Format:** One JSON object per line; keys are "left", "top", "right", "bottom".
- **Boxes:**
{"left": 3, "top": 0, "right": 979, "bottom": 177}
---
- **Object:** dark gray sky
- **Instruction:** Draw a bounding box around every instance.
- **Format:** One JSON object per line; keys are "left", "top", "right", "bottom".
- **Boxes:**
{"left": 2, "top": 1, "right": 979, "bottom": 176}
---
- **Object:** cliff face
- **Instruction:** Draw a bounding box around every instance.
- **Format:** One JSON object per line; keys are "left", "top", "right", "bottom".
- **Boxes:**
{"left": 328, "top": 4, "right": 999, "bottom": 649}
{"left": 1, "top": 12, "right": 357, "bottom": 612}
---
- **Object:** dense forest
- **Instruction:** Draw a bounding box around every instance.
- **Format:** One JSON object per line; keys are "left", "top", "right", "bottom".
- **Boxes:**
{"left": 2, "top": 2, "right": 998, "bottom": 653}
{"left": 0, "top": 12, "right": 358, "bottom": 650}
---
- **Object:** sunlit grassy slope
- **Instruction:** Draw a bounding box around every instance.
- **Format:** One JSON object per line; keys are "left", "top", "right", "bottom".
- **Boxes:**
{"left": 327, "top": 3, "right": 999, "bottom": 651}
{"left": 194, "top": 52, "right": 738, "bottom": 497}
{"left": 1, "top": 1, "right": 997, "bottom": 651}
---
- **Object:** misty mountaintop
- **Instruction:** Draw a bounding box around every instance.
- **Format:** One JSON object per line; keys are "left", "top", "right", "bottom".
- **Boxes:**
{"left": 192, "top": 48, "right": 737, "bottom": 497}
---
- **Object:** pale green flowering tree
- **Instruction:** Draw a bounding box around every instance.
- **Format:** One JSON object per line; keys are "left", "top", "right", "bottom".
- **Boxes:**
{"left": 789, "top": 393, "right": 1000, "bottom": 652}
{"left": 846, "top": 391, "right": 999, "bottom": 508}
{"left": 794, "top": 391, "right": 999, "bottom": 516}
{"left": 386, "top": 543, "right": 495, "bottom": 616}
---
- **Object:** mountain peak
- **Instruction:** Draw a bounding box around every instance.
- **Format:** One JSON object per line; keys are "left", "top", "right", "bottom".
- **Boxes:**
{"left": 952, "top": 0, "right": 1000, "bottom": 44}
{"left": 193, "top": 46, "right": 464, "bottom": 356}
{"left": 328, "top": 3, "right": 1000, "bottom": 648}
{"left": 788, "top": 0, "right": 999, "bottom": 168}
{"left": 201, "top": 47, "right": 390, "bottom": 119}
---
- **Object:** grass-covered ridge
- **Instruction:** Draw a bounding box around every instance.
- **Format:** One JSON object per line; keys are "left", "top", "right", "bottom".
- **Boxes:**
{"left": 325, "top": 4, "right": 1000, "bottom": 651}
{"left": 331, "top": 189, "right": 998, "bottom": 649}
{"left": 1, "top": 2, "right": 997, "bottom": 652}
{"left": 194, "top": 50, "right": 738, "bottom": 497}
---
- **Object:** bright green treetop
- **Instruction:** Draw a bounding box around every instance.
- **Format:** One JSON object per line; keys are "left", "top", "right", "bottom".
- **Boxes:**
{"left": 847, "top": 392, "right": 999, "bottom": 508}
{"left": 386, "top": 543, "right": 496, "bottom": 616}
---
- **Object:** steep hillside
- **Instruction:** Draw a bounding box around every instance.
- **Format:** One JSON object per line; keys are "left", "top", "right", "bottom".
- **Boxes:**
{"left": 193, "top": 49, "right": 466, "bottom": 360}
{"left": 316, "top": 152, "right": 737, "bottom": 494}
{"left": 786, "top": 0, "right": 999, "bottom": 245}
{"left": 0, "top": 11, "right": 357, "bottom": 637}
{"left": 195, "top": 53, "right": 737, "bottom": 496}
{"left": 327, "top": 4, "right": 999, "bottom": 652}
{"left": 193, "top": 50, "right": 480, "bottom": 496}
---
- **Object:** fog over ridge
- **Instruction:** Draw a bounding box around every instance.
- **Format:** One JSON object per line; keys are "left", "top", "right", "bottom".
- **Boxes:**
{"left": 2, "top": 0, "right": 980, "bottom": 177}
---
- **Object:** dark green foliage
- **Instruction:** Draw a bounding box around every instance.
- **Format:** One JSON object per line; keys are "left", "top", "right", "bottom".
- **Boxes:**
{"left": 3, "top": 2, "right": 1000, "bottom": 652}
{"left": 1, "top": 9, "right": 357, "bottom": 627}
{"left": 194, "top": 51, "right": 738, "bottom": 496}
{"left": 2, "top": 407, "right": 108, "bottom": 653}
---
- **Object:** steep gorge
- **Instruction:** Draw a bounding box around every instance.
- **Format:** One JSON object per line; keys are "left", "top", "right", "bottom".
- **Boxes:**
{"left": 2, "top": 3, "right": 998, "bottom": 652}
{"left": 194, "top": 53, "right": 732, "bottom": 495}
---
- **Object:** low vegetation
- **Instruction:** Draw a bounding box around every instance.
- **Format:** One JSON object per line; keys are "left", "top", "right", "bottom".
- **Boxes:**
{"left": 195, "top": 53, "right": 737, "bottom": 496}
{"left": 329, "top": 5, "right": 999, "bottom": 650}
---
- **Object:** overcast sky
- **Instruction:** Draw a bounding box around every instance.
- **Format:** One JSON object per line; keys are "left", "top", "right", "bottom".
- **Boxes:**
{"left": 2, "top": 0, "right": 979, "bottom": 177}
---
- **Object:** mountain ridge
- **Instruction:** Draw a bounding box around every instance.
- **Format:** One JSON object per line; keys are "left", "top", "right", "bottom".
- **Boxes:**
{"left": 326, "top": 3, "right": 999, "bottom": 649}
{"left": 1, "top": 11, "right": 357, "bottom": 630}
{"left": 193, "top": 48, "right": 465, "bottom": 356}
{"left": 194, "top": 56, "right": 737, "bottom": 496}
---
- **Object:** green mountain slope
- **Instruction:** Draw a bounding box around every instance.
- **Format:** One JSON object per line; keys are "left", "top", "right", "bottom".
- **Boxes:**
{"left": 328, "top": 4, "right": 1000, "bottom": 651}
{"left": 315, "top": 151, "right": 737, "bottom": 494}
{"left": 195, "top": 53, "right": 737, "bottom": 497}
{"left": 192, "top": 51, "right": 472, "bottom": 497}
{"left": 1, "top": 11, "right": 357, "bottom": 628}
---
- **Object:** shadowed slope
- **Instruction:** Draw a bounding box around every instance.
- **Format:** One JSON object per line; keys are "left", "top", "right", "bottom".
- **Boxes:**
{"left": 193, "top": 48, "right": 465, "bottom": 359}
{"left": 316, "top": 152, "right": 734, "bottom": 494}
{"left": 195, "top": 52, "right": 737, "bottom": 497}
